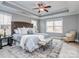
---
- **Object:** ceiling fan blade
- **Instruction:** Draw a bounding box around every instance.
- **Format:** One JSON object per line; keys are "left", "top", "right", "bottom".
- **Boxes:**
{"left": 38, "top": 3, "right": 43, "bottom": 7}
{"left": 44, "top": 9, "right": 48, "bottom": 12}
{"left": 38, "top": 10, "right": 40, "bottom": 13}
{"left": 38, "top": 3, "right": 41, "bottom": 7}
{"left": 44, "top": 6, "right": 51, "bottom": 8}
{"left": 33, "top": 8, "right": 39, "bottom": 9}
{"left": 40, "top": 3, "right": 43, "bottom": 6}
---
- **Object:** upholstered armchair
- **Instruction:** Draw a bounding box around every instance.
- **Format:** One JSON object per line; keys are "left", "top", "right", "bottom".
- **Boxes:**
{"left": 63, "top": 31, "right": 76, "bottom": 42}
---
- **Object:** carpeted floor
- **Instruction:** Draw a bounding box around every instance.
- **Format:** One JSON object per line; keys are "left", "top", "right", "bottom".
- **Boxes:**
{"left": 0, "top": 39, "right": 63, "bottom": 58}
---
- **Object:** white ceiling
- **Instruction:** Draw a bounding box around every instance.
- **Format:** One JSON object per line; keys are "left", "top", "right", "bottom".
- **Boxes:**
{"left": 0, "top": 1, "right": 79, "bottom": 20}
{"left": 16, "top": 1, "right": 68, "bottom": 15}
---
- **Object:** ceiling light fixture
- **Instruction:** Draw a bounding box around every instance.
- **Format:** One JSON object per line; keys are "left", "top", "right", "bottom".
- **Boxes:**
{"left": 40, "top": 8, "right": 44, "bottom": 11}
{"left": 33, "top": 2, "right": 51, "bottom": 13}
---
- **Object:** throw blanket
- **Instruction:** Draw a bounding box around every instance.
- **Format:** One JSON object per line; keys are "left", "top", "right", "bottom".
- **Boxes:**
{"left": 20, "top": 35, "right": 45, "bottom": 52}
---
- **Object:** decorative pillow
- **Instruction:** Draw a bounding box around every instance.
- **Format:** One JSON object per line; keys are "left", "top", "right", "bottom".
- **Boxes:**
{"left": 32, "top": 28, "right": 36, "bottom": 33}
{"left": 27, "top": 28, "right": 34, "bottom": 34}
{"left": 20, "top": 27, "right": 28, "bottom": 35}
{"left": 14, "top": 28, "right": 36, "bottom": 35}
{"left": 14, "top": 29, "right": 19, "bottom": 34}
{"left": 17, "top": 28, "right": 22, "bottom": 34}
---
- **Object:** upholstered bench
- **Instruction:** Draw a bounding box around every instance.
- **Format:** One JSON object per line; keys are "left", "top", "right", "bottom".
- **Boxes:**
{"left": 38, "top": 37, "right": 53, "bottom": 51}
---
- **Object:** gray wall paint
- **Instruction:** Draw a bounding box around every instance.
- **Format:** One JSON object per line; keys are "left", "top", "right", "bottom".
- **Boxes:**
{"left": 76, "top": 15, "right": 79, "bottom": 40}
{"left": 63, "top": 15, "right": 77, "bottom": 33}
{"left": 76, "top": 15, "right": 79, "bottom": 32}
{"left": 12, "top": 14, "right": 78, "bottom": 37}
{"left": 37, "top": 20, "right": 41, "bottom": 32}
{"left": 0, "top": 11, "right": 32, "bottom": 23}
{"left": 40, "top": 15, "right": 78, "bottom": 37}
{"left": 4, "top": 10, "right": 78, "bottom": 37}
{"left": 40, "top": 20, "right": 46, "bottom": 33}
{"left": 12, "top": 14, "right": 31, "bottom": 23}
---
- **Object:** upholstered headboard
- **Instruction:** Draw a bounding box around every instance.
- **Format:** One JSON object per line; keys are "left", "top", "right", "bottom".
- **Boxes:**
{"left": 11, "top": 21, "right": 33, "bottom": 34}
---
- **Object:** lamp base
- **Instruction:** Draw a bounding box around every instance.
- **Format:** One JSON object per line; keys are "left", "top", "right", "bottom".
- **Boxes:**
{"left": 4, "top": 31, "right": 6, "bottom": 37}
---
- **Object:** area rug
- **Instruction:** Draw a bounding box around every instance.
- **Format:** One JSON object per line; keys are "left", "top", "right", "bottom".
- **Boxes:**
{"left": 0, "top": 39, "right": 63, "bottom": 58}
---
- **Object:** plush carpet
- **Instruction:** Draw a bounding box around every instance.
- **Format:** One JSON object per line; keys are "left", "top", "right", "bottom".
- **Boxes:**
{"left": 0, "top": 39, "right": 63, "bottom": 58}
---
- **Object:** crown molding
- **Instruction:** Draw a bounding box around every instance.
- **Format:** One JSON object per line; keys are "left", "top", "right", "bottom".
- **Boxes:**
{"left": 1, "top": 1, "right": 70, "bottom": 18}
{"left": 2, "top": 1, "right": 39, "bottom": 17}
{"left": 1, "top": 1, "right": 78, "bottom": 21}
{"left": 39, "top": 9, "right": 69, "bottom": 17}
{"left": 40, "top": 13, "right": 79, "bottom": 20}
{"left": 0, "top": 8, "right": 39, "bottom": 20}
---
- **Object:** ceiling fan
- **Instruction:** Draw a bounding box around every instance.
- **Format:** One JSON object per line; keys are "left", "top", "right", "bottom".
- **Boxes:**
{"left": 33, "top": 2, "right": 51, "bottom": 13}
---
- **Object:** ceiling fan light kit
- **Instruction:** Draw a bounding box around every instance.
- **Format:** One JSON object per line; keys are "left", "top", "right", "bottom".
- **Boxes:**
{"left": 34, "top": 2, "right": 51, "bottom": 13}
{"left": 40, "top": 8, "right": 44, "bottom": 11}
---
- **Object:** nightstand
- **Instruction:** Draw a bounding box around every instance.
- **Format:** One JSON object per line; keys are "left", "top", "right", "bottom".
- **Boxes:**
{"left": 0, "top": 36, "right": 13, "bottom": 49}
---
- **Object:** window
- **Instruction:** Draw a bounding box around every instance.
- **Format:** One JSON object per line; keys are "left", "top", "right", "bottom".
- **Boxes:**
{"left": 0, "top": 14, "right": 4, "bottom": 25}
{"left": 0, "top": 12, "right": 12, "bottom": 36}
{"left": 0, "top": 13, "right": 11, "bottom": 25}
{"left": 3, "top": 14, "right": 11, "bottom": 25}
{"left": 46, "top": 21, "right": 54, "bottom": 32}
{"left": 46, "top": 19, "right": 63, "bottom": 33}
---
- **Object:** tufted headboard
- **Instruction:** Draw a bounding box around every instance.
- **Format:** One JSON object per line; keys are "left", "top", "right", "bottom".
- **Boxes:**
{"left": 11, "top": 21, "right": 33, "bottom": 34}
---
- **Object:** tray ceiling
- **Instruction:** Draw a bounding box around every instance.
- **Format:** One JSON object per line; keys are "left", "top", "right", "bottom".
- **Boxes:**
{"left": 0, "top": 1, "right": 79, "bottom": 20}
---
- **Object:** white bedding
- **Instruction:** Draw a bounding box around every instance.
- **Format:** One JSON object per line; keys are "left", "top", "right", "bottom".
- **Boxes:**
{"left": 33, "top": 33, "right": 50, "bottom": 38}
{"left": 13, "top": 33, "right": 51, "bottom": 52}
{"left": 12, "top": 34, "right": 22, "bottom": 42}
{"left": 13, "top": 33, "right": 50, "bottom": 41}
{"left": 20, "top": 35, "right": 44, "bottom": 52}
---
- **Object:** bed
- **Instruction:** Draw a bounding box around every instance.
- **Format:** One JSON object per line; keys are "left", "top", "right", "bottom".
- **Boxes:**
{"left": 12, "top": 21, "right": 52, "bottom": 52}
{"left": 11, "top": 21, "right": 33, "bottom": 41}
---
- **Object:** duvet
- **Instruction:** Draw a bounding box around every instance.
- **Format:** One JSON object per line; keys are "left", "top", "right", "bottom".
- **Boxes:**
{"left": 13, "top": 33, "right": 50, "bottom": 52}
{"left": 20, "top": 35, "right": 45, "bottom": 52}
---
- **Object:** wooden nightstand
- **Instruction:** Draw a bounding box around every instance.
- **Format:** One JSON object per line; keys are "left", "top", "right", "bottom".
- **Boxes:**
{"left": 0, "top": 36, "right": 13, "bottom": 49}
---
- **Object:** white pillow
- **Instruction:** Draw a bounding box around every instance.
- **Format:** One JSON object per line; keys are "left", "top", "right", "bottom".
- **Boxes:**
{"left": 17, "top": 28, "right": 22, "bottom": 34}
{"left": 27, "top": 28, "right": 34, "bottom": 34}
{"left": 32, "top": 28, "right": 36, "bottom": 33}
{"left": 16, "top": 28, "right": 36, "bottom": 34}
{"left": 14, "top": 29, "right": 19, "bottom": 34}
{"left": 20, "top": 28, "right": 28, "bottom": 35}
